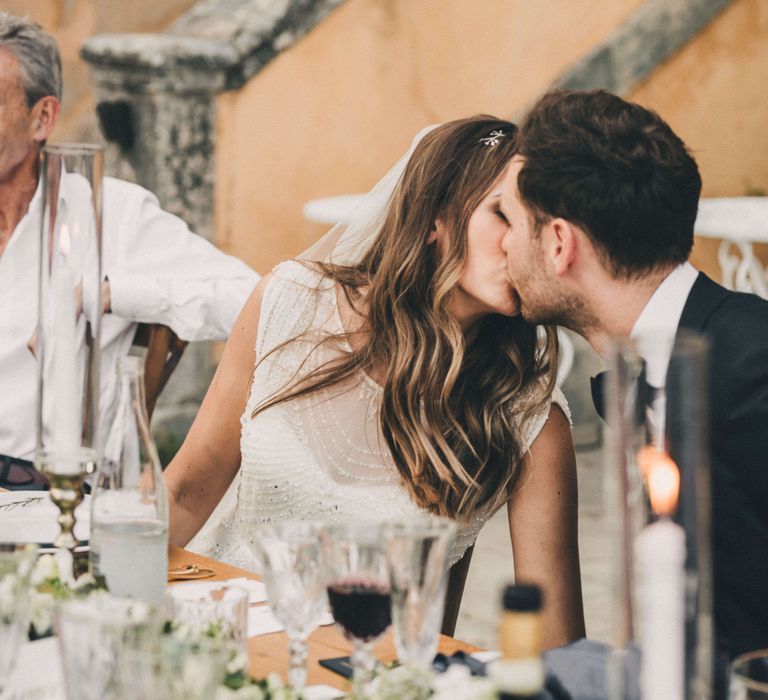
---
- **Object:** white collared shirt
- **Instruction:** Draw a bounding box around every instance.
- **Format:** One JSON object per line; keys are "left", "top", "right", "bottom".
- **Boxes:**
{"left": 630, "top": 262, "right": 700, "bottom": 388}
{"left": 630, "top": 262, "right": 699, "bottom": 445}
{"left": 0, "top": 176, "right": 259, "bottom": 460}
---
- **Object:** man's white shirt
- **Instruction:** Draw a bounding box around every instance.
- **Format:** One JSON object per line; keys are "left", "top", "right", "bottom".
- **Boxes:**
{"left": 630, "top": 261, "right": 699, "bottom": 443}
{"left": 0, "top": 176, "right": 259, "bottom": 461}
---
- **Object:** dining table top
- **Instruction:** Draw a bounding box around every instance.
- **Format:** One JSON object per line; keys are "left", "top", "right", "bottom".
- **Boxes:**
{"left": 167, "top": 546, "right": 481, "bottom": 692}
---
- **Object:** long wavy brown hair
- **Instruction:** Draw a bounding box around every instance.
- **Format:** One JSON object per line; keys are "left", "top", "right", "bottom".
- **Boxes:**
{"left": 253, "top": 116, "right": 558, "bottom": 520}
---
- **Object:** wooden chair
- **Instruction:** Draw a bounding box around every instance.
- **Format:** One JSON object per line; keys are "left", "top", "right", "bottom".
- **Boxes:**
{"left": 131, "top": 323, "right": 188, "bottom": 420}
{"left": 440, "top": 544, "right": 474, "bottom": 637}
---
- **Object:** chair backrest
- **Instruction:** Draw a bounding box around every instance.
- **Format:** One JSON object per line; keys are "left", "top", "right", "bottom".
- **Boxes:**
{"left": 131, "top": 323, "right": 188, "bottom": 420}
{"left": 440, "top": 543, "right": 474, "bottom": 637}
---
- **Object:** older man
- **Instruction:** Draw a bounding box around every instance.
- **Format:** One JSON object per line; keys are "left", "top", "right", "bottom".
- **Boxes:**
{"left": 0, "top": 12, "right": 259, "bottom": 485}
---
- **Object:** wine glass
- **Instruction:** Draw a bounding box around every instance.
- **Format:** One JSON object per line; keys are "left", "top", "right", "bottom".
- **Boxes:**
{"left": 321, "top": 521, "right": 391, "bottom": 686}
{"left": 166, "top": 584, "right": 249, "bottom": 659}
{"left": 247, "top": 521, "right": 327, "bottom": 693}
{"left": 55, "top": 593, "right": 158, "bottom": 700}
{"left": 730, "top": 650, "right": 768, "bottom": 699}
{"left": 117, "top": 633, "right": 230, "bottom": 700}
{"left": 0, "top": 544, "right": 38, "bottom": 696}
{"left": 384, "top": 516, "right": 457, "bottom": 668}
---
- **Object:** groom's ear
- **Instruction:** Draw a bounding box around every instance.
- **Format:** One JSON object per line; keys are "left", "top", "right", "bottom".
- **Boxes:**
{"left": 546, "top": 218, "right": 578, "bottom": 276}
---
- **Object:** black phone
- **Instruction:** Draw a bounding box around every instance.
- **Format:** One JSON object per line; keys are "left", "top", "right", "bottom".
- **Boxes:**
{"left": 318, "top": 656, "right": 354, "bottom": 679}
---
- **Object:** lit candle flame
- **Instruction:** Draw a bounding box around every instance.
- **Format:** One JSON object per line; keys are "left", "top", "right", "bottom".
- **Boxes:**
{"left": 640, "top": 446, "right": 680, "bottom": 517}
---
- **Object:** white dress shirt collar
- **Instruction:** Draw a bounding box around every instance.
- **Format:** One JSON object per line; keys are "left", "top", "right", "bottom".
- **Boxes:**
{"left": 630, "top": 262, "right": 699, "bottom": 388}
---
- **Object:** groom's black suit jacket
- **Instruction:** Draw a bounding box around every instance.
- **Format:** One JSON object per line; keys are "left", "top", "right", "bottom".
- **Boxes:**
{"left": 677, "top": 272, "right": 768, "bottom": 659}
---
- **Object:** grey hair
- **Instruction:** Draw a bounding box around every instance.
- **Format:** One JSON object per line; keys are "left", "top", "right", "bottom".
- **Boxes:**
{"left": 0, "top": 12, "right": 61, "bottom": 106}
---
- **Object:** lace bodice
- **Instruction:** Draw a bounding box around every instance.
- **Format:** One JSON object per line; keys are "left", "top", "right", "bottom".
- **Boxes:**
{"left": 188, "top": 260, "right": 569, "bottom": 569}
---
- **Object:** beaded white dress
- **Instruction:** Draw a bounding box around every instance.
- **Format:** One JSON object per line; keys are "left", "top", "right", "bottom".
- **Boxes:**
{"left": 188, "top": 260, "right": 569, "bottom": 570}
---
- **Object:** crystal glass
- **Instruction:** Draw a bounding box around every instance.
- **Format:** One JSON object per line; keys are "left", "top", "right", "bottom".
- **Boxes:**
{"left": 0, "top": 544, "right": 38, "bottom": 696}
{"left": 55, "top": 594, "right": 157, "bottom": 700}
{"left": 36, "top": 144, "right": 104, "bottom": 559}
{"left": 90, "top": 357, "right": 168, "bottom": 603}
{"left": 384, "top": 517, "right": 457, "bottom": 668}
{"left": 166, "top": 584, "right": 249, "bottom": 659}
{"left": 117, "top": 633, "right": 229, "bottom": 700}
{"left": 321, "top": 521, "right": 391, "bottom": 686}
{"left": 730, "top": 650, "right": 768, "bottom": 699}
{"left": 247, "top": 521, "right": 327, "bottom": 692}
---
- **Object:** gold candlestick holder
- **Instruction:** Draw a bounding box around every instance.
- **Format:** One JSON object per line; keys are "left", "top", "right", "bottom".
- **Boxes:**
{"left": 38, "top": 448, "right": 96, "bottom": 575}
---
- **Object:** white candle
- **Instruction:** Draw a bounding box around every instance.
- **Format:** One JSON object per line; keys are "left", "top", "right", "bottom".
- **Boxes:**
{"left": 635, "top": 450, "right": 686, "bottom": 700}
{"left": 51, "top": 224, "right": 81, "bottom": 470}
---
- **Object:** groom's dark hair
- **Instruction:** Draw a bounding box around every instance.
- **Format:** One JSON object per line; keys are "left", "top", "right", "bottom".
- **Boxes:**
{"left": 516, "top": 89, "right": 701, "bottom": 278}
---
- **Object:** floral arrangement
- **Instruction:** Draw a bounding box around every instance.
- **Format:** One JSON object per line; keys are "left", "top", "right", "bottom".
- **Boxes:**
{"left": 29, "top": 553, "right": 102, "bottom": 638}
{"left": 216, "top": 663, "right": 496, "bottom": 700}
{"left": 25, "top": 557, "right": 496, "bottom": 699}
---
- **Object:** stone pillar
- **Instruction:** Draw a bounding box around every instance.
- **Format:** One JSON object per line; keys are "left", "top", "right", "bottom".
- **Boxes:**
{"left": 81, "top": 1, "right": 344, "bottom": 457}
{"left": 81, "top": 36, "right": 237, "bottom": 453}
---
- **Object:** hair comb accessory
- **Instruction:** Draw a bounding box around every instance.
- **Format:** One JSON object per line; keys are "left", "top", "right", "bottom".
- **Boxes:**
{"left": 479, "top": 129, "right": 505, "bottom": 146}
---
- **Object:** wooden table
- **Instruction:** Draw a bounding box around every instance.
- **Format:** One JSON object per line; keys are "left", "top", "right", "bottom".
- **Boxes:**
{"left": 168, "top": 547, "right": 480, "bottom": 691}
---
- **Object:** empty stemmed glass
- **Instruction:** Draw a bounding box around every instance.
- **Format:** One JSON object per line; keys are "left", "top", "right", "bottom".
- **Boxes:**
{"left": 321, "top": 521, "right": 391, "bottom": 687}
{"left": 247, "top": 521, "right": 327, "bottom": 693}
{"left": 0, "top": 544, "right": 38, "bottom": 697}
{"left": 55, "top": 594, "right": 157, "bottom": 700}
{"left": 385, "top": 516, "right": 457, "bottom": 668}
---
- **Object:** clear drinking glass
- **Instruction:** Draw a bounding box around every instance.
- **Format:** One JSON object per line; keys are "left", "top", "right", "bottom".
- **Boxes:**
{"left": 117, "top": 633, "right": 230, "bottom": 700}
{"left": 247, "top": 521, "right": 327, "bottom": 692}
{"left": 0, "top": 544, "right": 38, "bottom": 696}
{"left": 385, "top": 517, "right": 457, "bottom": 668}
{"left": 321, "top": 521, "right": 391, "bottom": 686}
{"left": 36, "top": 144, "right": 104, "bottom": 560}
{"left": 165, "top": 584, "right": 249, "bottom": 660}
{"left": 55, "top": 594, "right": 157, "bottom": 700}
{"left": 730, "top": 650, "right": 768, "bottom": 699}
{"left": 603, "top": 332, "right": 713, "bottom": 699}
{"left": 90, "top": 357, "right": 168, "bottom": 603}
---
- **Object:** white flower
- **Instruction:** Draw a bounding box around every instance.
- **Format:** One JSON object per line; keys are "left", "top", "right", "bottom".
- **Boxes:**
{"left": 0, "top": 574, "right": 17, "bottom": 620}
{"left": 216, "top": 686, "right": 266, "bottom": 700}
{"left": 29, "top": 589, "right": 55, "bottom": 636}
{"left": 31, "top": 554, "right": 59, "bottom": 586}
{"left": 364, "top": 663, "right": 433, "bottom": 700}
{"left": 72, "top": 572, "right": 97, "bottom": 590}
{"left": 432, "top": 665, "right": 497, "bottom": 700}
{"left": 227, "top": 650, "right": 249, "bottom": 675}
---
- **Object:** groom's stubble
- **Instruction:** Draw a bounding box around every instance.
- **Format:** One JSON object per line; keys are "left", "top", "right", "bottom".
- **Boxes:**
{"left": 513, "top": 235, "right": 598, "bottom": 337}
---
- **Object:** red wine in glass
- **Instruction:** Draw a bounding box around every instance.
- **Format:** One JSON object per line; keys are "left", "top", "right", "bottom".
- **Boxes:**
{"left": 327, "top": 580, "right": 392, "bottom": 642}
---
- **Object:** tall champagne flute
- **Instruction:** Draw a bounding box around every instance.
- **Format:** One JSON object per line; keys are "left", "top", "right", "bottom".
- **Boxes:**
{"left": 247, "top": 521, "right": 326, "bottom": 693}
{"left": 321, "top": 522, "right": 391, "bottom": 686}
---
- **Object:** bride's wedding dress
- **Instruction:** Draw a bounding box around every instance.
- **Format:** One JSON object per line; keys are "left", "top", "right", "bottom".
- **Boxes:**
{"left": 188, "top": 260, "right": 569, "bottom": 569}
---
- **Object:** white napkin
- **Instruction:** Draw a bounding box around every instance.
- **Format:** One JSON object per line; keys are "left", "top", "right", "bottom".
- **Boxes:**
{"left": 169, "top": 577, "right": 267, "bottom": 604}
{"left": 0, "top": 492, "right": 90, "bottom": 543}
{"left": 471, "top": 650, "right": 501, "bottom": 663}
{"left": 4, "top": 637, "right": 66, "bottom": 700}
{"left": 247, "top": 606, "right": 335, "bottom": 637}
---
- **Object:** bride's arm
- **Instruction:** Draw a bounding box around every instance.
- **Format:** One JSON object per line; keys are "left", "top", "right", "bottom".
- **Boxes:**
{"left": 164, "top": 275, "right": 271, "bottom": 547}
{"left": 507, "top": 404, "right": 585, "bottom": 649}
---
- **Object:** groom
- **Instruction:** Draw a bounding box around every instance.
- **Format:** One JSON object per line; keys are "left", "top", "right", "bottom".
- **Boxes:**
{"left": 500, "top": 90, "right": 768, "bottom": 666}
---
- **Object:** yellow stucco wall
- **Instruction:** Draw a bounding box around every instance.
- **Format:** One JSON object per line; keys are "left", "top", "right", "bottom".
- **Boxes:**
{"left": 5, "top": 0, "right": 195, "bottom": 142}
{"left": 629, "top": 0, "right": 768, "bottom": 279}
{"left": 215, "top": 0, "right": 646, "bottom": 273}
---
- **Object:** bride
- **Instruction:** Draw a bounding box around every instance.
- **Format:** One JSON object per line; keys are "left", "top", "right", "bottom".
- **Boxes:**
{"left": 164, "top": 116, "right": 585, "bottom": 647}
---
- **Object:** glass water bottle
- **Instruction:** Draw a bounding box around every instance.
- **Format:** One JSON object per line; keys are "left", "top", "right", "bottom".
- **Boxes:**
{"left": 90, "top": 356, "right": 168, "bottom": 603}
